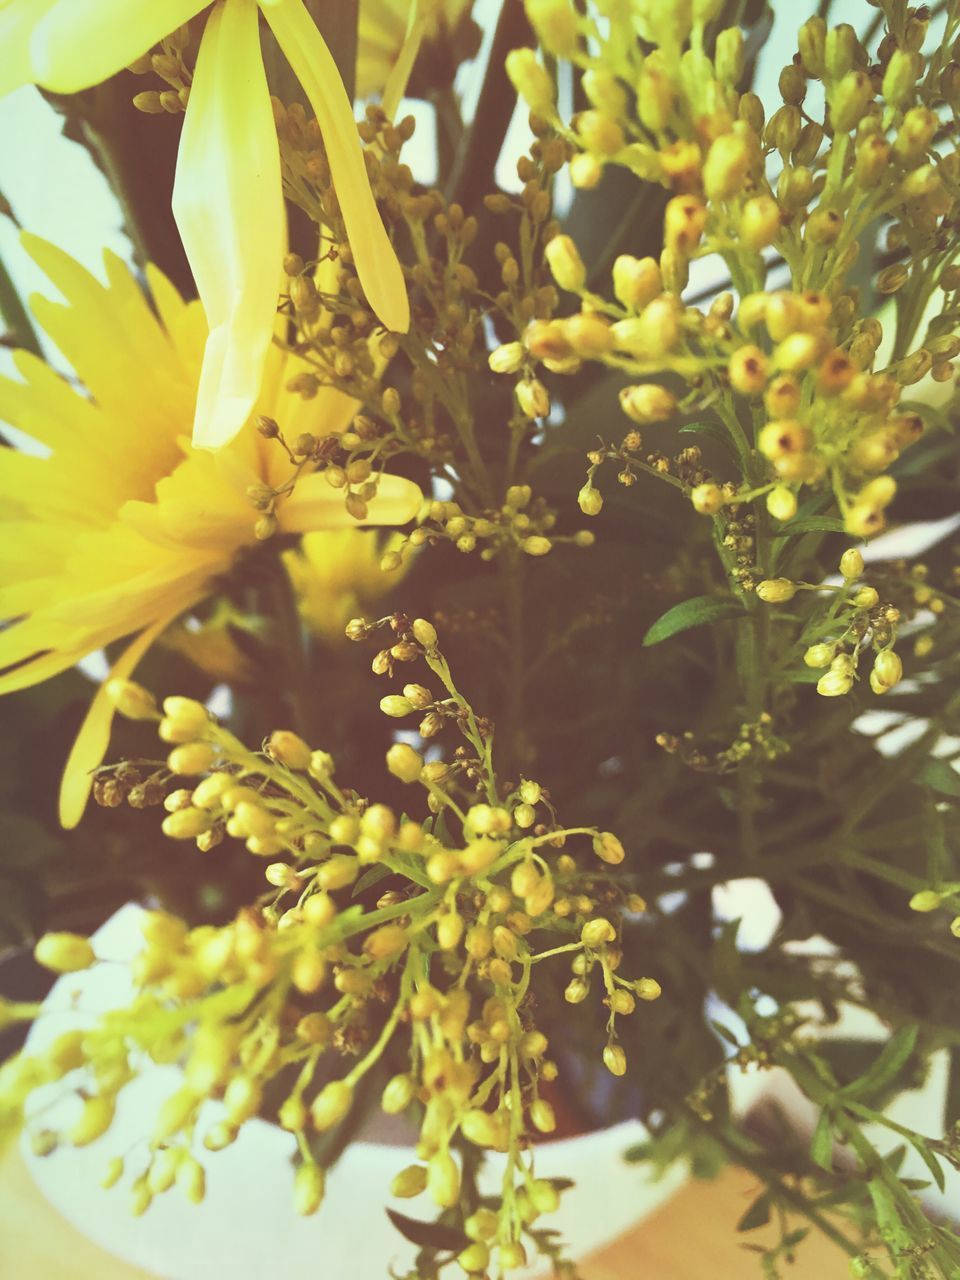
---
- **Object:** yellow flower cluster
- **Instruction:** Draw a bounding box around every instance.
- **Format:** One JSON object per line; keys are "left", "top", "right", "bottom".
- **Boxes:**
{"left": 1, "top": 619, "right": 657, "bottom": 1271}
{"left": 504, "top": 0, "right": 959, "bottom": 535}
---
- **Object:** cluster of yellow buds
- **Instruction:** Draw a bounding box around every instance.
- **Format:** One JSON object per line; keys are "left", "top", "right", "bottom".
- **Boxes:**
{"left": 755, "top": 549, "right": 906, "bottom": 697}
{"left": 508, "top": 0, "right": 959, "bottom": 537}
{"left": 2, "top": 618, "right": 658, "bottom": 1273}
{"left": 384, "top": 490, "right": 594, "bottom": 567}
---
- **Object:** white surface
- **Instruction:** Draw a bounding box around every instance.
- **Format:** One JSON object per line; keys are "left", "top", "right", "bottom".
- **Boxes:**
{"left": 22, "top": 906, "right": 686, "bottom": 1280}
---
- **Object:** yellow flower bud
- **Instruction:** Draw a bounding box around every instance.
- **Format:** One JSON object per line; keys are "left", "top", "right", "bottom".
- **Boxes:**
{"left": 854, "top": 587, "right": 879, "bottom": 609}
{"left": 619, "top": 384, "right": 677, "bottom": 424}
{"left": 364, "top": 923, "right": 408, "bottom": 959}
{"left": 756, "top": 578, "right": 797, "bottom": 604}
{"left": 461, "top": 1109, "right": 504, "bottom": 1148}
{"left": 578, "top": 484, "right": 603, "bottom": 516}
{"left": 703, "top": 133, "right": 753, "bottom": 200}
{"left": 69, "top": 1095, "right": 114, "bottom": 1147}
{"left": 544, "top": 234, "right": 586, "bottom": 293}
{"left": 223, "top": 1074, "right": 262, "bottom": 1124}
{"left": 34, "top": 932, "right": 95, "bottom": 973}
{"left": 576, "top": 109, "right": 625, "bottom": 155}
{"left": 530, "top": 1098, "right": 557, "bottom": 1133}
{"left": 636, "top": 977, "right": 662, "bottom": 1001}
{"left": 427, "top": 1150, "right": 460, "bottom": 1208}
{"left": 154, "top": 1087, "right": 200, "bottom": 1144}
{"left": 872, "top": 650, "right": 903, "bottom": 692}
{"left": 581, "top": 918, "right": 616, "bottom": 948}
{"left": 612, "top": 255, "right": 662, "bottom": 310}
{"left": 739, "top": 195, "right": 781, "bottom": 251}
{"left": 817, "top": 670, "right": 853, "bottom": 697}
{"left": 386, "top": 743, "right": 423, "bottom": 783}
{"left": 316, "top": 854, "right": 359, "bottom": 890}
{"left": 516, "top": 378, "right": 551, "bottom": 419}
{"left": 106, "top": 679, "right": 158, "bottom": 721}
{"left": 162, "top": 807, "right": 214, "bottom": 840}
{"left": 294, "top": 1163, "right": 326, "bottom": 1216}
{"left": 593, "top": 831, "right": 625, "bottom": 864}
{"left": 380, "top": 694, "right": 414, "bottom": 718}
{"left": 268, "top": 730, "right": 312, "bottom": 770}
{"left": 458, "top": 1241, "right": 491, "bottom": 1274}
{"left": 489, "top": 342, "right": 525, "bottom": 374}
{"left": 391, "top": 1164, "right": 428, "bottom": 1198}
{"left": 839, "top": 548, "right": 865, "bottom": 579}
{"left": 603, "top": 1044, "right": 627, "bottom": 1076}
{"left": 909, "top": 890, "right": 942, "bottom": 913}
{"left": 162, "top": 696, "right": 210, "bottom": 735}
{"left": 168, "top": 742, "right": 217, "bottom": 776}
{"left": 690, "top": 483, "right": 724, "bottom": 515}
{"left": 176, "top": 1156, "right": 206, "bottom": 1204}
{"left": 311, "top": 1080, "right": 353, "bottom": 1131}
{"left": 505, "top": 48, "right": 555, "bottom": 114}
{"left": 766, "top": 486, "right": 797, "bottom": 522}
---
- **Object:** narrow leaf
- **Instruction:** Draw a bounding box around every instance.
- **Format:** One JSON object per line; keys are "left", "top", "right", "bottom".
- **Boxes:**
{"left": 908, "top": 1135, "right": 946, "bottom": 1193}
{"left": 385, "top": 1209, "right": 468, "bottom": 1252}
{"left": 776, "top": 516, "right": 846, "bottom": 536}
{"left": 737, "top": 1192, "right": 771, "bottom": 1232}
{"left": 643, "top": 595, "right": 743, "bottom": 647}
{"left": 839, "top": 1026, "right": 918, "bottom": 1101}
{"left": 810, "top": 1108, "right": 835, "bottom": 1172}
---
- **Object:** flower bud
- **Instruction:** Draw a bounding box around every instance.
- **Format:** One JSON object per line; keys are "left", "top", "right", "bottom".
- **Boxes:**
{"left": 530, "top": 1098, "right": 557, "bottom": 1133}
{"left": 311, "top": 1080, "right": 353, "bottom": 1131}
{"left": 715, "top": 26, "right": 744, "bottom": 85}
{"left": 386, "top": 743, "right": 423, "bottom": 783}
{"left": 427, "top": 1150, "right": 460, "bottom": 1208}
{"left": 757, "top": 578, "right": 797, "bottom": 604}
{"left": 168, "top": 742, "right": 217, "bottom": 776}
{"left": 380, "top": 1074, "right": 416, "bottom": 1116}
{"left": 766, "top": 486, "right": 797, "bottom": 522}
{"left": 703, "top": 133, "right": 753, "bottom": 200}
{"left": 380, "top": 695, "right": 414, "bottom": 718}
{"left": 268, "top": 730, "right": 311, "bottom": 770}
{"left": 106, "top": 679, "right": 158, "bottom": 721}
{"left": 391, "top": 1164, "right": 428, "bottom": 1197}
{"left": 489, "top": 342, "right": 524, "bottom": 374}
{"left": 294, "top": 1163, "right": 325, "bottom": 1216}
{"left": 816, "top": 670, "right": 853, "bottom": 697}
{"left": 829, "top": 70, "right": 873, "bottom": 133}
{"left": 581, "top": 918, "right": 616, "bottom": 948}
{"left": 516, "top": 378, "right": 550, "bottom": 419}
{"left": 577, "top": 484, "right": 603, "bottom": 516}
{"left": 35, "top": 932, "right": 95, "bottom": 973}
{"left": 544, "top": 235, "right": 586, "bottom": 293}
{"left": 612, "top": 255, "right": 662, "bottom": 310}
{"left": 603, "top": 1044, "right": 627, "bottom": 1076}
{"left": 70, "top": 1095, "right": 115, "bottom": 1147}
{"left": 798, "top": 16, "right": 826, "bottom": 77}
{"left": 593, "top": 831, "right": 625, "bottom": 864}
{"left": 619, "top": 384, "right": 676, "bottom": 424}
{"left": 506, "top": 49, "right": 555, "bottom": 113}
{"left": 690, "top": 483, "right": 724, "bottom": 515}
{"left": 872, "top": 650, "right": 903, "bottom": 692}
{"left": 636, "top": 977, "right": 662, "bottom": 1001}
{"left": 522, "top": 536, "right": 552, "bottom": 556}
{"left": 804, "top": 644, "right": 834, "bottom": 668}
{"left": 909, "top": 890, "right": 942, "bottom": 913}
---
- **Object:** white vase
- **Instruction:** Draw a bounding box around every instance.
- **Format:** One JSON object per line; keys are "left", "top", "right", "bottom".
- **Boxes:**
{"left": 21, "top": 905, "right": 687, "bottom": 1279}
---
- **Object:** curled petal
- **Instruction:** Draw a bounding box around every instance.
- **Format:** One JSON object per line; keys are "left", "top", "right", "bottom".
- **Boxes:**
{"left": 172, "top": 0, "right": 286, "bottom": 450}
{"left": 59, "top": 612, "right": 178, "bottom": 829}
{"left": 263, "top": 0, "right": 410, "bottom": 334}
{"left": 30, "top": 0, "right": 206, "bottom": 94}
{"left": 0, "top": 0, "right": 58, "bottom": 97}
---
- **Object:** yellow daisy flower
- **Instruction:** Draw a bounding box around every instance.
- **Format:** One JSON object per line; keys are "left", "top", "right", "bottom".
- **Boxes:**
{"left": 0, "top": 235, "right": 421, "bottom": 828}
{"left": 1, "top": 0, "right": 409, "bottom": 450}
{"left": 283, "top": 529, "right": 412, "bottom": 646}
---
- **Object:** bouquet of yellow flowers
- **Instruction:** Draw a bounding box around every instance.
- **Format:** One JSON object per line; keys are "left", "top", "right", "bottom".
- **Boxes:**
{"left": 2, "top": 1, "right": 960, "bottom": 1276}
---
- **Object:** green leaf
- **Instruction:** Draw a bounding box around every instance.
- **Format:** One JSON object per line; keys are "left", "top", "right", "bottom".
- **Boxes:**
{"left": 776, "top": 516, "right": 846, "bottom": 536}
{"left": 352, "top": 864, "right": 392, "bottom": 897}
{"left": 907, "top": 1135, "right": 946, "bottom": 1193}
{"left": 839, "top": 1026, "right": 918, "bottom": 1101}
{"left": 385, "top": 1209, "right": 468, "bottom": 1252}
{"left": 737, "top": 1192, "right": 771, "bottom": 1232}
{"left": 642, "top": 595, "right": 743, "bottom": 647}
{"left": 919, "top": 759, "right": 960, "bottom": 797}
{"left": 679, "top": 420, "right": 739, "bottom": 458}
{"left": 810, "top": 1108, "right": 835, "bottom": 1171}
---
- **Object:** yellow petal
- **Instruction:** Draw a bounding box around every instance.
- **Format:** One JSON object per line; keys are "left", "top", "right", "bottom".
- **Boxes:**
{"left": 172, "top": 0, "right": 286, "bottom": 450}
{"left": 59, "top": 612, "right": 177, "bottom": 830}
{"left": 0, "top": 0, "right": 58, "bottom": 96}
{"left": 279, "top": 472, "right": 422, "bottom": 534}
{"left": 381, "top": 0, "right": 429, "bottom": 121}
{"left": 29, "top": 0, "right": 207, "bottom": 93}
{"left": 263, "top": 0, "right": 410, "bottom": 333}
